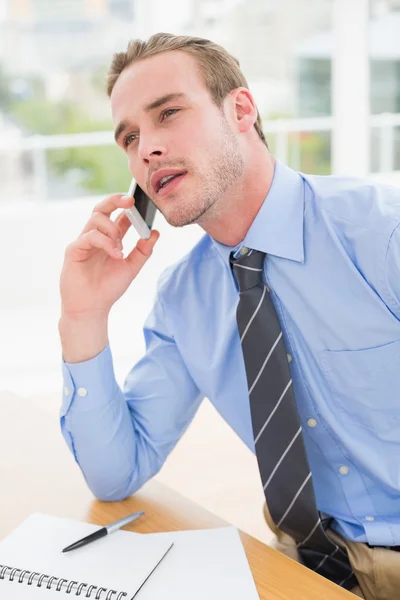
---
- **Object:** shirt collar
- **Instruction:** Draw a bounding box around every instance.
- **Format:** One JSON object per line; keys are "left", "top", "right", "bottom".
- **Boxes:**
{"left": 212, "top": 160, "right": 305, "bottom": 264}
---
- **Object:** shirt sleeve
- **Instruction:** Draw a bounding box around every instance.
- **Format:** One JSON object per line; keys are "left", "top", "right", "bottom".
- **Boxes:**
{"left": 385, "top": 221, "right": 400, "bottom": 320}
{"left": 60, "top": 295, "right": 203, "bottom": 502}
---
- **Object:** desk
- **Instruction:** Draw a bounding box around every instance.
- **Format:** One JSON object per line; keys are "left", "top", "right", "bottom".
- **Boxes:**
{"left": 0, "top": 391, "right": 353, "bottom": 599}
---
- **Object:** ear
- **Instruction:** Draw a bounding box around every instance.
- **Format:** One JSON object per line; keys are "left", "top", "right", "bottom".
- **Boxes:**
{"left": 227, "top": 88, "right": 258, "bottom": 134}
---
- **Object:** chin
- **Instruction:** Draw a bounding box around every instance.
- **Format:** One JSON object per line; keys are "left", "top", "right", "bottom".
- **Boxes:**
{"left": 164, "top": 212, "right": 195, "bottom": 228}
{"left": 159, "top": 199, "right": 199, "bottom": 228}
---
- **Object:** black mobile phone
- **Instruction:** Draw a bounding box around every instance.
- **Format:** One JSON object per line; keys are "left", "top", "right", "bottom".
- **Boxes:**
{"left": 129, "top": 179, "right": 157, "bottom": 230}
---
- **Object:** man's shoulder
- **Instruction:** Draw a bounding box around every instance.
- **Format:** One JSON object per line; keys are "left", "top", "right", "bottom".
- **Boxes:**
{"left": 302, "top": 171, "right": 400, "bottom": 235}
{"left": 157, "top": 233, "right": 217, "bottom": 298}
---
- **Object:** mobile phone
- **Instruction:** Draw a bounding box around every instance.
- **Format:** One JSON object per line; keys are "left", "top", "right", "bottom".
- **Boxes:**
{"left": 124, "top": 178, "right": 157, "bottom": 239}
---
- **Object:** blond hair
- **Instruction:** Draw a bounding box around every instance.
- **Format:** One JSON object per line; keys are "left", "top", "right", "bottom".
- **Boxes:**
{"left": 107, "top": 32, "right": 267, "bottom": 147}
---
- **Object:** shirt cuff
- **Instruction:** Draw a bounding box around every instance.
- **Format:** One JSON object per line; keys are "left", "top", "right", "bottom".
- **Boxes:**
{"left": 60, "top": 344, "right": 118, "bottom": 416}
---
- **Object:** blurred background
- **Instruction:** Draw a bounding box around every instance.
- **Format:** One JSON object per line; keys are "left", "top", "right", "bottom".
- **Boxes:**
{"left": 0, "top": 0, "right": 399, "bottom": 544}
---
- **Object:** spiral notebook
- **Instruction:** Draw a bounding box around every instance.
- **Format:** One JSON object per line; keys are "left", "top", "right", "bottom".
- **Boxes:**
{"left": 0, "top": 513, "right": 173, "bottom": 599}
{"left": 0, "top": 513, "right": 260, "bottom": 599}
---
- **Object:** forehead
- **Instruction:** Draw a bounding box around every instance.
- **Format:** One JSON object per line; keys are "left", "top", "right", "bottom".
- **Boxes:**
{"left": 110, "top": 50, "right": 210, "bottom": 123}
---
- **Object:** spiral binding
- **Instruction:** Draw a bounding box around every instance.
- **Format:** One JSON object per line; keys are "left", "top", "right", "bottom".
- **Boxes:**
{"left": 0, "top": 564, "right": 127, "bottom": 599}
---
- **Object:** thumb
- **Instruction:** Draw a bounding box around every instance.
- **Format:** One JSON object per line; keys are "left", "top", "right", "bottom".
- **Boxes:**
{"left": 124, "top": 230, "right": 160, "bottom": 277}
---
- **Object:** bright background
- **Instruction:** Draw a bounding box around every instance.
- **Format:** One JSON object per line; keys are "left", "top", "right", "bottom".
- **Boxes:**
{"left": 0, "top": 0, "right": 399, "bottom": 544}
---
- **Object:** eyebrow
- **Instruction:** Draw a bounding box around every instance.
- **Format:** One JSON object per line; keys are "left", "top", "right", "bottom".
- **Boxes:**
{"left": 114, "top": 93, "right": 187, "bottom": 144}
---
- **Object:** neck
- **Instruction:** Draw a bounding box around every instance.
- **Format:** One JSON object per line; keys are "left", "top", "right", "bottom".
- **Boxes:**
{"left": 198, "top": 149, "right": 276, "bottom": 246}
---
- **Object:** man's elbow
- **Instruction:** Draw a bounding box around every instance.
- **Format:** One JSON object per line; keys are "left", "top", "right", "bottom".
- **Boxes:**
{"left": 85, "top": 473, "right": 144, "bottom": 502}
{"left": 84, "top": 462, "right": 162, "bottom": 503}
{"left": 80, "top": 442, "right": 167, "bottom": 502}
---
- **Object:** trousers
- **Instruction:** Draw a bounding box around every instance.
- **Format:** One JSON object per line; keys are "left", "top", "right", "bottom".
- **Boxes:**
{"left": 263, "top": 504, "right": 400, "bottom": 600}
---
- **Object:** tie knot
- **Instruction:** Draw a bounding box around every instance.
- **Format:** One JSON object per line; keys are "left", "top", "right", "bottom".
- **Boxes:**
{"left": 230, "top": 249, "right": 266, "bottom": 291}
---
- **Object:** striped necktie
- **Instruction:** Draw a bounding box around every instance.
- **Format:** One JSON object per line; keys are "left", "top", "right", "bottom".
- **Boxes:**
{"left": 231, "top": 248, "right": 357, "bottom": 591}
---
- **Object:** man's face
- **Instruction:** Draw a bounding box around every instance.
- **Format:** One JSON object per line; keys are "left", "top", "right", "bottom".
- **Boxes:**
{"left": 111, "top": 50, "right": 244, "bottom": 227}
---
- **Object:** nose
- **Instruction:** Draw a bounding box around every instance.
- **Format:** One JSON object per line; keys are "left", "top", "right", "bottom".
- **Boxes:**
{"left": 138, "top": 134, "right": 167, "bottom": 164}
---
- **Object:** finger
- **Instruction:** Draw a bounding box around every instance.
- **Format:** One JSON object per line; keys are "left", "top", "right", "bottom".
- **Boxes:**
{"left": 66, "top": 229, "right": 123, "bottom": 262}
{"left": 81, "top": 211, "right": 122, "bottom": 244}
{"left": 91, "top": 192, "right": 135, "bottom": 218}
{"left": 124, "top": 230, "right": 160, "bottom": 275}
{"left": 114, "top": 210, "right": 133, "bottom": 240}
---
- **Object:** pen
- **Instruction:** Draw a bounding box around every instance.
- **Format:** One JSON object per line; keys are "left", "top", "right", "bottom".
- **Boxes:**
{"left": 62, "top": 511, "right": 145, "bottom": 553}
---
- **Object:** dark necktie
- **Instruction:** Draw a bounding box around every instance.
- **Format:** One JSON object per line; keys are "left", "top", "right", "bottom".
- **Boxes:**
{"left": 231, "top": 248, "right": 357, "bottom": 591}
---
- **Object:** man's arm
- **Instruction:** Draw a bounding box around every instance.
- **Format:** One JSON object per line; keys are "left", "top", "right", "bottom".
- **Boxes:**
{"left": 58, "top": 192, "right": 201, "bottom": 501}
{"left": 60, "top": 296, "right": 203, "bottom": 502}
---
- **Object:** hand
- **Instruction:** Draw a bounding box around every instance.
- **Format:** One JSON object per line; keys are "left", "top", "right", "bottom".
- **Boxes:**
{"left": 60, "top": 193, "right": 159, "bottom": 320}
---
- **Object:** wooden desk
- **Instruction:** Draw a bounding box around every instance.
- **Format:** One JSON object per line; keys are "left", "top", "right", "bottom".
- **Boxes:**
{"left": 0, "top": 391, "right": 353, "bottom": 599}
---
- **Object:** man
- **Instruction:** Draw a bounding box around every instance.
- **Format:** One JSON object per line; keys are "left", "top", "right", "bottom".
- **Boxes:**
{"left": 59, "top": 33, "right": 400, "bottom": 600}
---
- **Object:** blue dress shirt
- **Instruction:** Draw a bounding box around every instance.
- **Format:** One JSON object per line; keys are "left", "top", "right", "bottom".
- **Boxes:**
{"left": 61, "top": 161, "right": 400, "bottom": 546}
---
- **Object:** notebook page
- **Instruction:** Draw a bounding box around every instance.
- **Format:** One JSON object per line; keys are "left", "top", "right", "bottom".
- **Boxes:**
{"left": 0, "top": 513, "right": 172, "bottom": 598}
{"left": 130, "top": 526, "right": 260, "bottom": 599}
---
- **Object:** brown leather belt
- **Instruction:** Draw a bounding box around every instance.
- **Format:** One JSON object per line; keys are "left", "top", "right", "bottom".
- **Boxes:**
{"left": 367, "top": 544, "right": 400, "bottom": 552}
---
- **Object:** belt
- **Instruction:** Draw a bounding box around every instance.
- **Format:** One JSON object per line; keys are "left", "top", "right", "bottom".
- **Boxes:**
{"left": 367, "top": 544, "right": 400, "bottom": 552}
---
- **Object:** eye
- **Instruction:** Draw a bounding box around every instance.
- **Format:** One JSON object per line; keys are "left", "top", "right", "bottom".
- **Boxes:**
{"left": 161, "top": 108, "right": 179, "bottom": 121}
{"left": 123, "top": 133, "right": 139, "bottom": 148}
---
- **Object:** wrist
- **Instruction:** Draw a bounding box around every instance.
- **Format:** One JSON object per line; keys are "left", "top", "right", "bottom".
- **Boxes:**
{"left": 59, "top": 311, "right": 109, "bottom": 364}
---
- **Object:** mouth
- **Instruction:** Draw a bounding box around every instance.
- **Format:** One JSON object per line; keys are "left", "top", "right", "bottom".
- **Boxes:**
{"left": 151, "top": 169, "right": 188, "bottom": 196}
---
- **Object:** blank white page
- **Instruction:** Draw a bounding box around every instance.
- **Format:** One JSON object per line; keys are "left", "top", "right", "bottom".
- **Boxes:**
{"left": 133, "top": 526, "right": 260, "bottom": 599}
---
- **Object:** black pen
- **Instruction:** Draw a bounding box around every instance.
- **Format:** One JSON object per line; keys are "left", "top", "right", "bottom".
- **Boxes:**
{"left": 62, "top": 511, "right": 145, "bottom": 553}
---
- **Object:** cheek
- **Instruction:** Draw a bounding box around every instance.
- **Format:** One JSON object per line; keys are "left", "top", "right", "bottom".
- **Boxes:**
{"left": 195, "top": 120, "right": 225, "bottom": 153}
{"left": 127, "top": 157, "right": 148, "bottom": 191}
{"left": 127, "top": 155, "right": 135, "bottom": 173}
{"left": 177, "top": 124, "right": 215, "bottom": 163}
{"left": 127, "top": 151, "right": 141, "bottom": 176}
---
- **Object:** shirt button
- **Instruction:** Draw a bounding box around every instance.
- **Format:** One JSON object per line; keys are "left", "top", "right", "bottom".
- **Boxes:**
{"left": 239, "top": 246, "right": 249, "bottom": 256}
{"left": 365, "top": 516, "right": 375, "bottom": 522}
{"left": 287, "top": 354, "right": 292, "bottom": 363}
{"left": 307, "top": 418, "right": 317, "bottom": 428}
{"left": 77, "top": 387, "right": 88, "bottom": 397}
{"left": 63, "top": 386, "right": 70, "bottom": 396}
{"left": 339, "top": 465, "right": 349, "bottom": 475}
